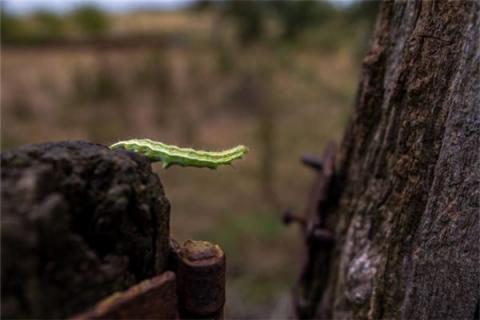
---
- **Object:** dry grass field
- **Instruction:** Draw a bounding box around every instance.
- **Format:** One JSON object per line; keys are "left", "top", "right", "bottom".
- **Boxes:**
{"left": 1, "top": 7, "right": 372, "bottom": 317}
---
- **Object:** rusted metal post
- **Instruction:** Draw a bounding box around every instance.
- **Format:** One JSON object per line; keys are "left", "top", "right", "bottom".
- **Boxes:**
{"left": 175, "top": 240, "right": 226, "bottom": 320}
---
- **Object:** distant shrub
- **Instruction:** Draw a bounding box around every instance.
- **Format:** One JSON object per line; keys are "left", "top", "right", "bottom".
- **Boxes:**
{"left": 223, "top": 0, "right": 267, "bottom": 46}
{"left": 1, "top": 10, "right": 28, "bottom": 43}
{"left": 70, "top": 5, "right": 109, "bottom": 37}
{"left": 219, "top": 0, "right": 338, "bottom": 46}
{"left": 344, "top": 1, "right": 379, "bottom": 62}
{"left": 345, "top": 0, "right": 379, "bottom": 26}
{"left": 270, "top": 0, "right": 334, "bottom": 41}
{"left": 32, "top": 10, "right": 65, "bottom": 41}
{"left": 189, "top": 0, "right": 215, "bottom": 12}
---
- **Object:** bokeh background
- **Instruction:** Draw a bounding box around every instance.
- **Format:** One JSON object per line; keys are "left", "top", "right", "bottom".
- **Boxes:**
{"left": 1, "top": 0, "right": 378, "bottom": 317}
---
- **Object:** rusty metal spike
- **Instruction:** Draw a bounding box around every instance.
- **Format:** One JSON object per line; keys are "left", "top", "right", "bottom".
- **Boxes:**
{"left": 282, "top": 209, "right": 307, "bottom": 227}
{"left": 301, "top": 154, "right": 323, "bottom": 171}
{"left": 309, "top": 227, "right": 334, "bottom": 246}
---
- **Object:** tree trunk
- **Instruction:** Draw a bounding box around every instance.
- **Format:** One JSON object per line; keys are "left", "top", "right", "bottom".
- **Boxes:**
{"left": 297, "top": 1, "right": 479, "bottom": 319}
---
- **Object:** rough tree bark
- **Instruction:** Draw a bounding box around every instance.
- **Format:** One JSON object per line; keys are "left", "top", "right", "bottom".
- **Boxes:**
{"left": 297, "top": 1, "right": 479, "bottom": 319}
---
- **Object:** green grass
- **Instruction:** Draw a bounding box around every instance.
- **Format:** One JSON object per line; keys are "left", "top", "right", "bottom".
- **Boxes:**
{"left": 197, "top": 209, "right": 283, "bottom": 255}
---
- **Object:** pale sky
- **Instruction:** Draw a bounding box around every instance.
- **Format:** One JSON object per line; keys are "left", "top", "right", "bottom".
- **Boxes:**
{"left": 2, "top": 0, "right": 196, "bottom": 14}
{"left": 3, "top": 0, "right": 355, "bottom": 15}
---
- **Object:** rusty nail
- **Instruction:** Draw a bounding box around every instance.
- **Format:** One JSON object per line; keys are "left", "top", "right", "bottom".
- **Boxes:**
{"left": 282, "top": 209, "right": 306, "bottom": 227}
{"left": 177, "top": 240, "right": 225, "bottom": 320}
{"left": 301, "top": 154, "right": 323, "bottom": 171}
{"left": 308, "top": 227, "right": 334, "bottom": 246}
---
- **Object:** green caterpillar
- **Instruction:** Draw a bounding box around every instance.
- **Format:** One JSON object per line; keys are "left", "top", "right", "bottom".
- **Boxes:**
{"left": 110, "top": 138, "right": 249, "bottom": 169}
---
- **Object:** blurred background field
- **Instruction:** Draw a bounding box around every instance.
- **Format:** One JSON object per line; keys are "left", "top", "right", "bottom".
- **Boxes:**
{"left": 1, "top": 1, "right": 377, "bottom": 317}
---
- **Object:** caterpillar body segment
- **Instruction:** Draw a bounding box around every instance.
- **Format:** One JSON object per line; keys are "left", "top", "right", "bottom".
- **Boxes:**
{"left": 110, "top": 139, "right": 248, "bottom": 169}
